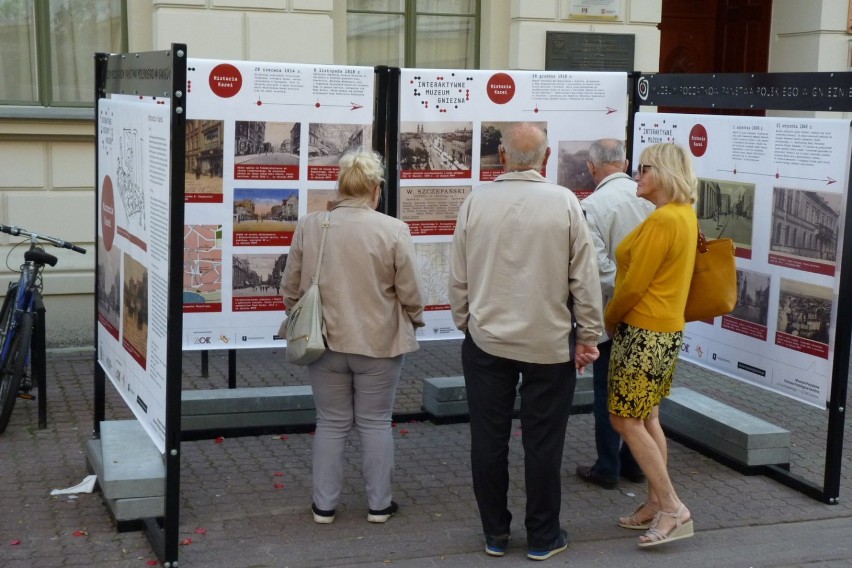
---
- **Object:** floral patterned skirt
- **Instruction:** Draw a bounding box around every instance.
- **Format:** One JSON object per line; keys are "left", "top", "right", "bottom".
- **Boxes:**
{"left": 608, "top": 322, "right": 682, "bottom": 419}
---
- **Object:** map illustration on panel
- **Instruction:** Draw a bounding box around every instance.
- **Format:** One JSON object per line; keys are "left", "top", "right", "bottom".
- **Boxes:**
{"left": 117, "top": 127, "right": 146, "bottom": 231}
{"left": 184, "top": 225, "right": 223, "bottom": 311}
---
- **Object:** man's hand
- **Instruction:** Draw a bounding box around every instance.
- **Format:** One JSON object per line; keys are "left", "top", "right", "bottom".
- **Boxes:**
{"left": 574, "top": 343, "right": 600, "bottom": 375}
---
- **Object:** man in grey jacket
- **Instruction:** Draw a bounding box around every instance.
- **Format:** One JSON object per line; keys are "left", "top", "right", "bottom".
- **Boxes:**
{"left": 449, "top": 122, "right": 603, "bottom": 561}
{"left": 575, "top": 138, "right": 655, "bottom": 490}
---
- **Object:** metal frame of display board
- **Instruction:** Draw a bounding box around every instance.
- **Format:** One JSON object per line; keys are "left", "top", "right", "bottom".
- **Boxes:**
{"left": 374, "top": 66, "right": 401, "bottom": 216}
{"left": 632, "top": 72, "right": 852, "bottom": 504}
{"left": 94, "top": 45, "right": 187, "bottom": 567}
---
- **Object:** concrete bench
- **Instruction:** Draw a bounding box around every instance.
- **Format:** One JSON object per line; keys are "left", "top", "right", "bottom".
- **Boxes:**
{"left": 181, "top": 385, "right": 316, "bottom": 431}
{"left": 421, "top": 374, "right": 594, "bottom": 419}
{"left": 660, "top": 387, "right": 791, "bottom": 467}
{"left": 85, "top": 420, "right": 165, "bottom": 523}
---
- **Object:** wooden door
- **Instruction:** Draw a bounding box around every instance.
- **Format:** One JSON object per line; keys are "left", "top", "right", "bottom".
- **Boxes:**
{"left": 659, "top": 0, "right": 772, "bottom": 113}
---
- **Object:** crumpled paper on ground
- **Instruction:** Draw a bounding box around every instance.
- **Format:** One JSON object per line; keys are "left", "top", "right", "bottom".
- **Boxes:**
{"left": 50, "top": 474, "right": 97, "bottom": 495}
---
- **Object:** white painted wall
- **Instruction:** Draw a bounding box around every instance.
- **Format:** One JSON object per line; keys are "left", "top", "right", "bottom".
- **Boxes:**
{"left": 508, "top": 0, "right": 661, "bottom": 72}
{"left": 771, "top": 0, "right": 850, "bottom": 72}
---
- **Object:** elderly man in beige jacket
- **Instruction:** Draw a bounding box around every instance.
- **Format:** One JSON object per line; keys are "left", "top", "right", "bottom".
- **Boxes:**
{"left": 449, "top": 122, "right": 603, "bottom": 561}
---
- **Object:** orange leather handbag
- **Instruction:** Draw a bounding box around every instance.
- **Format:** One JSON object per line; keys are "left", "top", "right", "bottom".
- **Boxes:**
{"left": 684, "top": 229, "right": 737, "bottom": 323}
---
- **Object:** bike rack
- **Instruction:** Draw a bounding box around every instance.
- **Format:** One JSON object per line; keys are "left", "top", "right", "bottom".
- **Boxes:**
{"left": 31, "top": 292, "right": 47, "bottom": 429}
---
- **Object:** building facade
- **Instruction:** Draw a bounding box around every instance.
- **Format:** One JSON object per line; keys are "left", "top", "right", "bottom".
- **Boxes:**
{"left": 1, "top": 0, "right": 850, "bottom": 347}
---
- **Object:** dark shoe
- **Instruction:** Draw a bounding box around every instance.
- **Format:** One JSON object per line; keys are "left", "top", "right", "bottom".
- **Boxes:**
{"left": 485, "top": 533, "right": 510, "bottom": 557}
{"left": 621, "top": 469, "right": 646, "bottom": 483}
{"left": 575, "top": 465, "right": 617, "bottom": 490}
{"left": 311, "top": 503, "right": 335, "bottom": 524}
{"left": 367, "top": 500, "right": 398, "bottom": 523}
{"left": 527, "top": 529, "right": 569, "bottom": 561}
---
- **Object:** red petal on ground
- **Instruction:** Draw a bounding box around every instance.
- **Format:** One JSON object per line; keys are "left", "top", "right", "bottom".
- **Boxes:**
{"left": 274, "top": 482, "right": 285, "bottom": 489}
{"left": 399, "top": 429, "right": 409, "bottom": 436}
{"left": 194, "top": 528, "right": 207, "bottom": 534}
{"left": 278, "top": 435, "right": 289, "bottom": 440}
{"left": 214, "top": 436, "right": 225, "bottom": 444}
{"left": 147, "top": 561, "right": 158, "bottom": 566}
{"left": 273, "top": 471, "right": 284, "bottom": 477}
{"left": 180, "top": 537, "right": 193, "bottom": 545}
{"left": 10, "top": 539, "right": 21, "bottom": 545}
{"left": 72, "top": 530, "right": 88, "bottom": 537}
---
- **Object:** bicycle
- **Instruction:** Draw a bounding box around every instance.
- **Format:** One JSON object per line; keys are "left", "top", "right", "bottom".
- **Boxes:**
{"left": 0, "top": 224, "right": 86, "bottom": 433}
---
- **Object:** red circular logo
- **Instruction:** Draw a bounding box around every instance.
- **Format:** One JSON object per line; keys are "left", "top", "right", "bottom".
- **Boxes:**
{"left": 101, "top": 175, "right": 115, "bottom": 252}
{"left": 208, "top": 64, "right": 242, "bottom": 98}
{"left": 487, "top": 73, "right": 515, "bottom": 104}
{"left": 689, "top": 124, "right": 708, "bottom": 157}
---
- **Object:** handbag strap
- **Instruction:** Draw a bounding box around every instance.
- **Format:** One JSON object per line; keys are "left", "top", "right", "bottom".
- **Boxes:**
{"left": 311, "top": 211, "right": 332, "bottom": 285}
{"left": 696, "top": 220, "right": 708, "bottom": 254}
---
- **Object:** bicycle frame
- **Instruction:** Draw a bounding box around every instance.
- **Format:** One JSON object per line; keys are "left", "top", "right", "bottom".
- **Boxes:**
{"left": 0, "top": 234, "right": 54, "bottom": 347}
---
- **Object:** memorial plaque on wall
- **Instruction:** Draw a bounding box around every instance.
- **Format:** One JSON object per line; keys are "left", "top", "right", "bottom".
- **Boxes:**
{"left": 545, "top": 31, "right": 634, "bottom": 72}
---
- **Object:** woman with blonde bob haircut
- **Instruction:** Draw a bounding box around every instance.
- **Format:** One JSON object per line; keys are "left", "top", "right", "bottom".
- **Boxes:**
{"left": 634, "top": 142, "right": 697, "bottom": 205}
{"left": 604, "top": 142, "right": 698, "bottom": 548}
{"left": 282, "top": 147, "right": 425, "bottom": 526}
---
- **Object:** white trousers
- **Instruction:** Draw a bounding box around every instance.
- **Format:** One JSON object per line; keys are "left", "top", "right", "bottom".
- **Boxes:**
{"left": 308, "top": 349, "right": 403, "bottom": 511}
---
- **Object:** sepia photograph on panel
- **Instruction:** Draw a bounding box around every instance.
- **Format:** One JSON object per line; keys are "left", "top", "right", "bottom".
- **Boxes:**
{"left": 400, "top": 121, "right": 473, "bottom": 173}
{"left": 776, "top": 278, "right": 832, "bottom": 345}
{"left": 97, "top": 237, "right": 121, "bottom": 339}
{"left": 480, "top": 121, "right": 547, "bottom": 181}
{"left": 234, "top": 121, "right": 301, "bottom": 181}
{"left": 185, "top": 119, "right": 225, "bottom": 198}
{"left": 557, "top": 140, "right": 595, "bottom": 198}
{"left": 696, "top": 178, "right": 755, "bottom": 258}
{"left": 769, "top": 187, "right": 841, "bottom": 272}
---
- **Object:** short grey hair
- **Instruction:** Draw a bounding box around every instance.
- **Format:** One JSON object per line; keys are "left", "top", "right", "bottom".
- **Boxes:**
{"left": 589, "top": 138, "right": 626, "bottom": 165}
{"left": 501, "top": 122, "right": 548, "bottom": 170}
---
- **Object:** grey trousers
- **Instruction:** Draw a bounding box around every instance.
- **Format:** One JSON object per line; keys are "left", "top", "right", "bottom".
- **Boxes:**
{"left": 308, "top": 349, "right": 403, "bottom": 511}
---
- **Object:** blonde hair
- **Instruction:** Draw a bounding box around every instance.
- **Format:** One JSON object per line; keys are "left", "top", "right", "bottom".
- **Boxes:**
{"left": 337, "top": 147, "right": 384, "bottom": 204}
{"left": 639, "top": 143, "right": 697, "bottom": 204}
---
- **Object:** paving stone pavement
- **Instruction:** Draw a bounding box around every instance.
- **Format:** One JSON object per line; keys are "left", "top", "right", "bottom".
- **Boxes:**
{"left": 2, "top": 340, "right": 852, "bottom": 567}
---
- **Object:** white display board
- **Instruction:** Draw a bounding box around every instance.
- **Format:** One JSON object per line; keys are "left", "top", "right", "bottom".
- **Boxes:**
{"left": 633, "top": 112, "right": 852, "bottom": 407}
{"left": 398, "top": 69, "right": 629, "bottom": 340}
{"left": 97, "top": 98, "right": 172, "bottom": 452}
{"left": 181, "top": 59, "right": 375, "bottom": 351}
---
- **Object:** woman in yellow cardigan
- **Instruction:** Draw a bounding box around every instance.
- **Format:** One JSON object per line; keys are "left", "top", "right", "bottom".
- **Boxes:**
{"left": 604, "top": 142, "right": 697, "bottom": 547}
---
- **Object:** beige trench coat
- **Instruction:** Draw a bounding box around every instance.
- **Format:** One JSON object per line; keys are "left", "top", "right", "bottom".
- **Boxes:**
{"left": 282, "top": 202, "right": 424, "bottom": 359}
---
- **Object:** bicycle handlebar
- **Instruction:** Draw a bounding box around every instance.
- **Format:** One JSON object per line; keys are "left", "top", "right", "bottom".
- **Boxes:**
{"left": 0, "top": 224, "right": 87, "bottom": 254}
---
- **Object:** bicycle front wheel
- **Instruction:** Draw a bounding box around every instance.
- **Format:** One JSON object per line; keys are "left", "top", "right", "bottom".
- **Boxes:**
{"left": 0, "top": 311, "right": 33, "bottom": 433}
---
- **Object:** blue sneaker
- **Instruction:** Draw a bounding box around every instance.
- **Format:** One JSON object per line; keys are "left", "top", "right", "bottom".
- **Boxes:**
{"left": 485, "top": 533, "right": 510, "bottom": 557}
{"left": 527, "top": 529, "right": 569, "bottom": 561}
